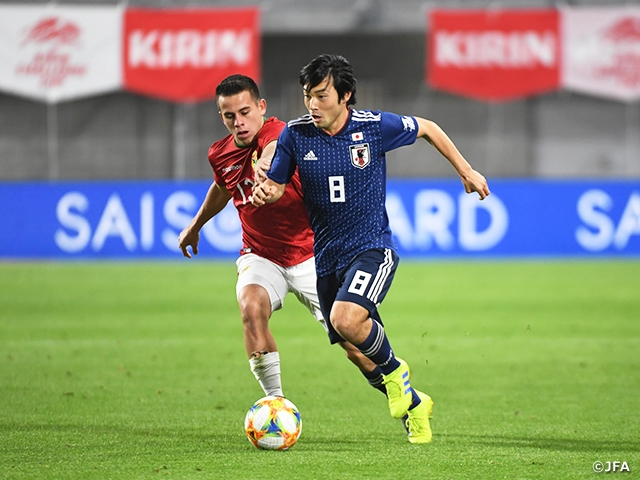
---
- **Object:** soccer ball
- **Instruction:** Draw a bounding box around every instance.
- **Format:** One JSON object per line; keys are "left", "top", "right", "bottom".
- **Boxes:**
{"left": 244, "top": 396, "right": 302, "bottom": 450}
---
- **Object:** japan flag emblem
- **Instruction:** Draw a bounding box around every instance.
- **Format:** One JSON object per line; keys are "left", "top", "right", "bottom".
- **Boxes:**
{"left": 349, "top": 143, "right": 370, "bottom": 169}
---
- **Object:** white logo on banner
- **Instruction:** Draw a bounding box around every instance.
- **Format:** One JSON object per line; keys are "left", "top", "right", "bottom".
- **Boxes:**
{"left": 576, "top": 189, "right": 640, "bottom": 251}
{"left": 385, "top": 189, "right": 508, "bottom": 251}
{"left": 54, "top": 191, "right": 242, "bottom": 254}
{"left": 128, "top": 29, "right": 252, "bottom": 69}
{"left": 435, "top": 30, "right": 557, "bottom": 68}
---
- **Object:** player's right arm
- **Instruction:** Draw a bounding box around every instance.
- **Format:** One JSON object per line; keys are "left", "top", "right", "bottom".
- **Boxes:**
{"left": 251, "top": 125, "right": 296, "bottom": 207}
{"left": 178, "top": 182, "right": 231, "bottom": 258}
{"left": 253, "top": 140, "right": 277, "bottom": 184}
{"left": 251, "top": 178, "right": 286, "bottom": 207}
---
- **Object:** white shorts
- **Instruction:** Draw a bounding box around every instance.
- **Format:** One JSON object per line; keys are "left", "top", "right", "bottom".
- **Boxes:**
{"left": 235, "top": 254, "right": 327, "bottom": 331}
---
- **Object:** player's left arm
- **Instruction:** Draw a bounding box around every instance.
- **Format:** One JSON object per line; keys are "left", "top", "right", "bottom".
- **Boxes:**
{"left": 416, "top": 117, "right": 490, "bottom": 200}
{"left": 253, "top": 140, "right": 277, "bottom": 184}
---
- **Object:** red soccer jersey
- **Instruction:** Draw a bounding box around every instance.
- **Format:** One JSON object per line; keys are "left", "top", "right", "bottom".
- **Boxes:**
{"left": 208, "top": 116, "right": 314, "bottom": 267}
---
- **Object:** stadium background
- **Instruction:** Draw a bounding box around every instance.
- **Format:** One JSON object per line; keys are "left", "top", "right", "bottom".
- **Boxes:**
{"left": 2, "top": 0, "right": 640, "bottom": 182}
{"left": 1, "top": 0, "right": 639, "bottom": 260}
{"left": 1, "top": 3, "right": 639, "bottom": 478}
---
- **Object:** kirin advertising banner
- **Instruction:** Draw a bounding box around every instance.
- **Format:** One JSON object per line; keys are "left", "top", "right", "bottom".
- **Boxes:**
{"left": 0, "top": 180, "right": 638, "bottom": 259}
{"left": 427, "top": 9, "right": 561, "bottom": 101}
{"left": 123, "top": 8, "right": 260, "bottom": 102}
{"left": 2, "top": 5, "right": 640, "bottom": 104}
{"left": 0, "top": 5, "right": 122, "bottom": 102}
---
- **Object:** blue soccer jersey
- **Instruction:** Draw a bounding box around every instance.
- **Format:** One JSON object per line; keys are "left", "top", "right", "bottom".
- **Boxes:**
{"left": 268, "top": 109, "right": 419, "bottom": 276}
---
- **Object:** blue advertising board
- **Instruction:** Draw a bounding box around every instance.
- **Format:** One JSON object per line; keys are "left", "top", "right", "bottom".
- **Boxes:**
{"left": 0, "top": 179, "right": 638, "bottom": 259}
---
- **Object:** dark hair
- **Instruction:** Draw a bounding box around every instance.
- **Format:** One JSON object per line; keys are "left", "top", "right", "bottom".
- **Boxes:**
{"left": 215, "top": 74, "right": 261, "bottom": 103}
{"left": 299, "top": 54, "right": 357, "bottom": 106}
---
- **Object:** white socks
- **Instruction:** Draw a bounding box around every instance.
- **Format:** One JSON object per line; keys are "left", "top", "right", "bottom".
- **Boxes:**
{"left": 249, "top": 351, "right": 283, "bottom": 397}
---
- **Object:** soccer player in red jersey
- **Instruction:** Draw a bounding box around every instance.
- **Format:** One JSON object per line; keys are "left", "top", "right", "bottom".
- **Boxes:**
{"left": 178, "top": 75, "right": 380, "bottom": 400}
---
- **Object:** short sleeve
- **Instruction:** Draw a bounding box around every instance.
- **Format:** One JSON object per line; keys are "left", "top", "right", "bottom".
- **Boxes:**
{"left": 380, "top": 112, "right": 419, "bottom": 152}
{"left": 267, "top": 126, "right": 297, "bottom": 184}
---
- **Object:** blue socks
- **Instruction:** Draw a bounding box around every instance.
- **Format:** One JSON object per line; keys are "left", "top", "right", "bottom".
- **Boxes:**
{"left": 361, "top": 366, "right": 386, "bottom": 394}
{"left": 355, "top": 319, "right": 400, "bottom": 375}
{"left": 357, "top": 319, "right": 421, "bottom": 410}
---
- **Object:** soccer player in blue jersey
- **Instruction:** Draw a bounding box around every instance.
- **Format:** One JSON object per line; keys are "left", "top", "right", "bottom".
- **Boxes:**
{"left": 252, "top": 54, "right": 490, "bottom": 443}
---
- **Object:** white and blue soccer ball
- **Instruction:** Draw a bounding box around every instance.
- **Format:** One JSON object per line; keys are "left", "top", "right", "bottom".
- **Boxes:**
{"left": 244, "top": 396, "right": 302, "bottom": 450}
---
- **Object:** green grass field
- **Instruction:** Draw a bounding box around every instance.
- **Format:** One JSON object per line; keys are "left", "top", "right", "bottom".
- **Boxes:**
{"left": 1, "top": 261, "right": 639, "bottom": 479}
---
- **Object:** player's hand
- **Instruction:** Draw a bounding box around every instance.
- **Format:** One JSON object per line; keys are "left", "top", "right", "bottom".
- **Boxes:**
{"left": 254, "top": 157, "right": 271, "bottom": 184}
{"left": 178, "top": 227, "right": 199, "bottom": 258}
{"left": 251, "top": 182, "right": 277, "bottom": 207}
{"left": 461, "top": 169, "right": 490, "bottom": 200}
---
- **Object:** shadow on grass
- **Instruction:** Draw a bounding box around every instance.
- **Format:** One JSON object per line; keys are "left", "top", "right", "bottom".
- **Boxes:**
{"left": 443, "top": 433, "right": 640, "bottom": 453}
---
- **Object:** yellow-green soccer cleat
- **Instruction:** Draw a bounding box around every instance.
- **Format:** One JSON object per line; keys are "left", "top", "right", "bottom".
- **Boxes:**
{"left": 406, "top": 391, "right": 434, "bottom": 444}
{"left": 382, "top": 357, "right": 413, "bottom": 418}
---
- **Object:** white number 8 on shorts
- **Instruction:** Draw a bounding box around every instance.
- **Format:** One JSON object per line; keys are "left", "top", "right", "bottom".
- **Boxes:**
{"left": 347, "top": 270, "right": 372, "bottom": 296}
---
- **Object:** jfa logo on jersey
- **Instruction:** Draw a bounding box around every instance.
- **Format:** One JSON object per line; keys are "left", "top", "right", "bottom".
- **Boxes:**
{"left": 350, "top": 143, "right": 370, "bottom": 169}
{"left": 401, "top": 116, "right": 416, "bottom": 132}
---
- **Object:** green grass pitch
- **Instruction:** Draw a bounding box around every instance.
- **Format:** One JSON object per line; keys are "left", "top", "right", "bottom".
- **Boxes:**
{"left": 1, "top": 261, "right": 639, "bottom": 479}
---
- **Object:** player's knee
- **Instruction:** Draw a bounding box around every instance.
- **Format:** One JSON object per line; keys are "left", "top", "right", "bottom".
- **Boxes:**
{"left": 240, "top": 301, "right": 268, "bottom": 325}
{"left": 330, "top": 301, "right": 369, "bottom": 338}
{"left": 238, "top": 286, "right": 271, "bottom": 325}
{"left": 332, "top": 315, "right": 363, "bottom": 340}
{"left": 330, "top": 313, "right": 351, "bottom": 338}
{"left": 330, "top": 305, "right": 365, "bottom": 339}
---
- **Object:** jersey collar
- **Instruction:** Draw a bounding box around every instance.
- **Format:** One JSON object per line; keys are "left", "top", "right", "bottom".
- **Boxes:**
{"left": 320, "top": 108, "right": 351, "bottom": 137}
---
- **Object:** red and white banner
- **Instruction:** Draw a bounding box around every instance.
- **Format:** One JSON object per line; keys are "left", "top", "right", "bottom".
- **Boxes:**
{"left": 562, "top": 7, "right": 640, "bottom": 102}
{"left": 3, "top": 6, "right": 640, "bottom": 104}
{"left": 427, "top": 9, "right": 561, "bottom": 102}
{"left": 123, "top": 8, "right": 260, "bottom": 102}
{"left": 0, "top": 5, "right": 122, "bottom": 102}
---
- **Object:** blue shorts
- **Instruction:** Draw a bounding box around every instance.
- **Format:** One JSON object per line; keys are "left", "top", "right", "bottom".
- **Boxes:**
{"left": 316, "top": 248, "right": 399, "bottom": 344}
